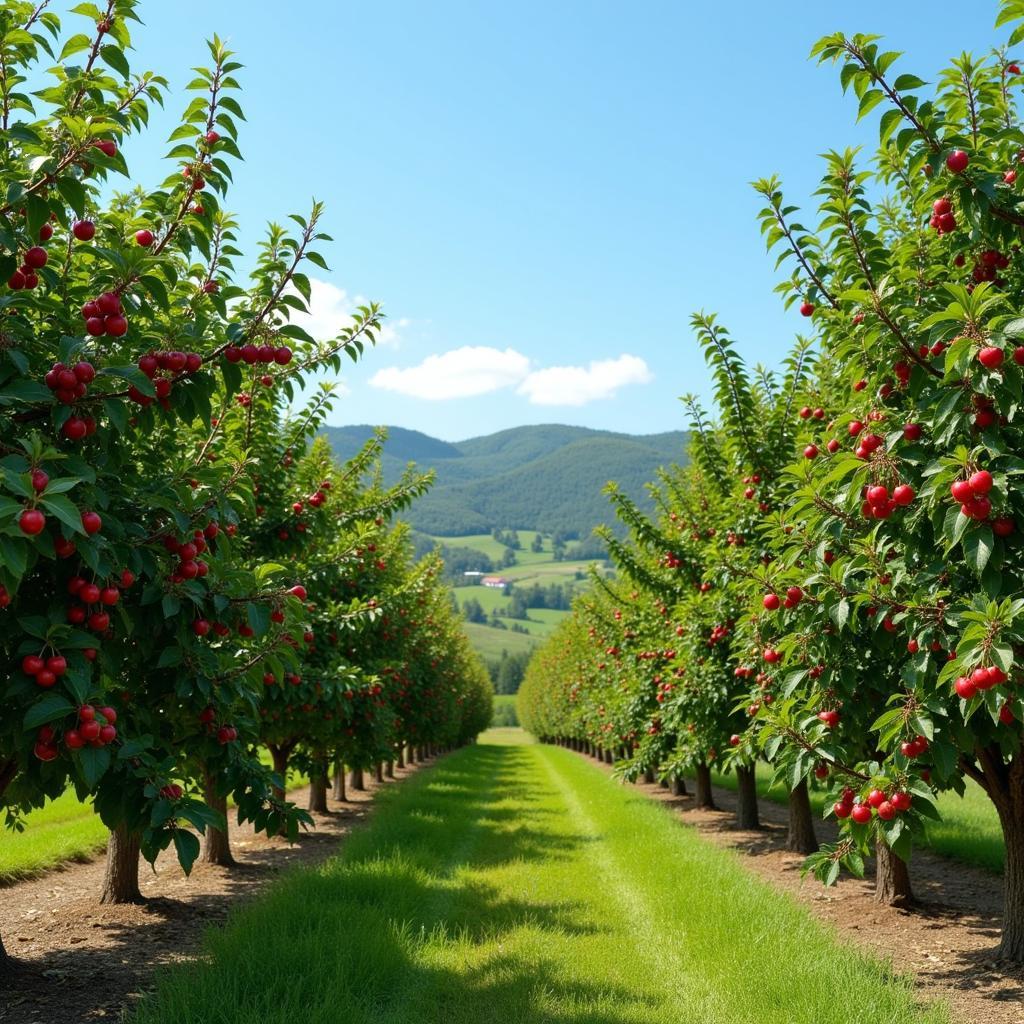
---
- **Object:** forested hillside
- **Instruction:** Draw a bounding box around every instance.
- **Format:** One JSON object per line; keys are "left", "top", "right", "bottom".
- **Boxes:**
{"left": 322, "top": 424, "right": 688, "bottom": 536}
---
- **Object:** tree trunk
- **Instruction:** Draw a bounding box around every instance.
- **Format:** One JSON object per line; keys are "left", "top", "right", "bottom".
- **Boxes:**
{"left": 642, "top": 768, "right": 655, "bottom": 785}
{"left": 996, "top": 796, "right": 1024, "bottom": 960}
{"left": 201, "top": 765, "right": 236, "bottom": 867}
{"left": 308, "top": 757, "right": 329, "bottom": 813}
{"left": 397, "top": 747, "right": 405, "bottom": 769}
{"left": 694, "top": 761, "right": 716, "bottom": 809}
{"left": 99, "top": 823, "right": 143, "bottom": 904}
{"left": 659, "top": 777, "right": 670, "bottom": 789}
{"left": 349, "top": 766, "right": 365, "bottom": 792}
{"left": 375, "top": 763, "right": 384, "bottom": 783}
{"left": 786, "top": 780, "right": 819, "bottom": 854}
{"left": 333, "top": 760, "right": 347, "bottom": 801}
{"left": 407, "top": 746, "right": 416, "bottom": 764}
{"left": 269, "top": 745, "right": 290, "bottom": 801}
{"left": 875, "top": 837, "right": 913, "bottom": 906}
{"left": 386, "top": 759, "right": 395, "bottom": 779}
{"left": 672, "top": 775, "right": 687, "bottom": 797}
{"left": 735, "top": 765, "right": 760, "bottom": 829}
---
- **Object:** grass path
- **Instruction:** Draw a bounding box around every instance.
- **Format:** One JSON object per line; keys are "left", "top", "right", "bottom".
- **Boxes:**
{"left": 131, "top": 729, "right": 946, "bottom": 1024}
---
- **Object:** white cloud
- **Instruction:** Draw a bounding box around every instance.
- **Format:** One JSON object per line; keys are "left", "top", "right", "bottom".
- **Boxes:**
{"left": 517, "top": 355, "right": 652, "bottom": 406}
{"left": 370, "top": 346, "right": 531, "bottom": 400}
{"left": 289, "top": 278, "right": 403, "bottom": 347}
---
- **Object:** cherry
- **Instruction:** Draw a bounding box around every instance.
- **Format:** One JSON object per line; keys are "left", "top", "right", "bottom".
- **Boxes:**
{"left": 851, "top": 804, "right": 872, "bottom": 825}
{"left": 978, "top": 346, "right": 1004, "bottom": 369}
{"left": 22, "top": 654, "right": 45, "bottom": 675}
{"left": 19, "top": 508, "right": 45, "bottom": 535}
{"left": 135, "top": 229, "right": 154, "bottom": 246}
{"left": 193, "top": 618, "right": 211, "bottom": 636}
{"left": 80, "top": 720, "right": 101, "bottom": 742}
{"left": 946, "top": 150, "right": 969, "bottom": 173}
{"left": 993, "top": 516, "right": 1015, "bottom": 537}
{"left": 120, "top": 569, "right": 135, "bottom": 588}
{"left": 105, "top": 314, "right": 128, "bottom": 336}
{"left": 31, "top": 469, "right": 49, "bottom": 492}
{"left": 46, "top": 655, "right": 67, "bottom": 676}
{"left": 876, "top": 801, "right": 896, "bottom": 821}
{"left": 817, "top": 709, "right": 840, "bottom": 728}
{"left": 34, "top": 742, "right": 59, "bottom": 761}
{"left": 24, "top": 246, "right": 47, "bottom": 269}
{"left": 35, "top": 669, "right": 57, "bottom": 687}
{"left": 786, "top": 586, "right": 803, "bottom": 605}
{"left": 95, "top": 139, "right": 117, "bottom": 157}
{"left": 804, "top": 444, "right": 819, "bottom": 459}
{"left": 78, "top": 705, "right": 96, "bottom": 721}
{"left": 100, "top": 587, "right": 119, "bottom": 605}
{"left": 954, "top": 676, "right": 978, "bottom": 700}
{"left": 88, "top": 611, "right": 110, "bottom": 631}
{"left": 205, "top": 130, "right": 220, "bottom": 144}
{"left": 263, "top": 672, "right": 276, "bottom": 685}
{"left": 80, "top": 582, "right": 101, "bottom": 604}
{"left": 834, "top": 801, "right": 852, "bottom": 819}
{"left": 65, "top": 729, "right": 84, "bottom": 749}
{"left": 81, "top": 511, "right": 102, "bottom": 534}
{"left": 8, "top": 269, "right": 26, "bottom": 289}
{"left": 903, "top": 423, "right": 922, "bottom": 441}
{"left": 73, "top": 220, "right": 96, "bottom": 241}
{"left": 62, "top": 417, "right": 88, "bottom": 441}
{"left": 1000, "top": 704, "right": 1016, "bottom": 725}
{"left": 288, "top": 585, "right": 307, "bottom": 600}
{"left": 799, "top": 301, "right": 814, "bottom": 317}
{"left": 762, "top": 593, "right": 780, "bottom": 611}
{"left": 892, "top": 484, "right": 915, "bottom": 506}
{"left": 950, "top": 479, "right": 974, "bottom": 503}
{"left": 274, "top": 346, "right": 293, "bottom": 365}
{"left": 969, "top": 469, "right": 993, "bottom": 494}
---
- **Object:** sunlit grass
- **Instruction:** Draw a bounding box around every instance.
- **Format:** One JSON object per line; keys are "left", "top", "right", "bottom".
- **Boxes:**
{"left": 131, "top": 737, "right": 948, "bottom": 1024}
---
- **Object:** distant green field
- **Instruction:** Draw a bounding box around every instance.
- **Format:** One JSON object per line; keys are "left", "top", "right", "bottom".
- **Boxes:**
{"left": 491, "top": 695, "right": 520, "bottom": 727}
{"left": 428, "top": 530, "right": 555, "bottom": 565}
{"left": 463, "top": 622, "right": 538, "bottom": 660}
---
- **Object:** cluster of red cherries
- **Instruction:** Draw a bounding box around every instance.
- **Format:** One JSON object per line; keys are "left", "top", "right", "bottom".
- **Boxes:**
{"left": 67, "top": 566, "right": 132, "bottom": 634}
{"left": 953, "top": 663, "right": 1009, "bottom": 701}
{"left": 761, "top": 586, "right": 804, "bottom": 611}
{"left": 7, "top": 244, "right": 48, "bottom": 290}
{"left": 198, "top": 706, "right": 239, "bottom": 745}
{"left": 33, "top": 704, "right": 117, "bottom": 761}
{"left": 80, "top": 291, "right": 128, "bottom": 337}
{"left": 44, "top": 359, "right": 96, "bottom": 406}
{"left": 161, "top": 522, "right": 219, "bottom": 584}
{"left": 128, "top": 349, "right": 204, "bottom": 406}
{"left": 948, "top": 468, "right": 1012, "bottom": 528}
{"left": 834, "top": 786, "right": 912, "bottom": 823}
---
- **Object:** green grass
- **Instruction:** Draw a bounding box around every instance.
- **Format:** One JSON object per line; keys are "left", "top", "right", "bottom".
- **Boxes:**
{"left": 429, "top": 531, "right": 556, "bottom": 565}
{"left": 0, "top": 789, "right": 109, "bottom": 883}
{"left": 0, "top": 751, "right": 311, "bottom": 885}
{"left": 710, "top": 765, "right": 1003, "bottom": 872}
{"left": 131, "top": 730, "right": 947, "bottom": 1024}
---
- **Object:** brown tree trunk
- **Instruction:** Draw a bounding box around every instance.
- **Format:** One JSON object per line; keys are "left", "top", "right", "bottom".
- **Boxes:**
{"left": 333, "top": 759, "right": 347, "bottom": 801}
{"left": 642, "top": 768, "right": 655, "bottom": 785}
{"left": 397, "top": 747, "right": 405, "bottom": 769}
{"left": 407, "top": 746, "right": 416, "bottom": 764}
{"left": 269, "top": 744, "right": 291, "bottom": 801}
{"left": 386, "top": 760, "right": 395, "bottom": 779}
{"left": 787, "top": 780, "right": 819, "bottom": 854}
{"left": 308, "top": 757, "right": 329, "bottom": 813}
{"left": 672, "top": 775, "right": 687, "bottom": 797}
{"left": 875, "top": 837, "right": 913, "bottom": 906}
{"left": 375, "top": 763, "right": 384, "bottom": 783}
{"left": 735, "top": 765, "right": 760, "bottom": 829}
{"left": 201, "top": 765, "right": 236, "bottom": 867}
{"left": 99, "top": 823, "right": 143, "bottom": 904}
{"left": 349, "top": 766, "right": 365, "bottom": 791}
{"left": 694, "top": 761, "right": 716, "bottom": 809}
{"left": 996, "top": 797, "right": 1024, "bottom": 960}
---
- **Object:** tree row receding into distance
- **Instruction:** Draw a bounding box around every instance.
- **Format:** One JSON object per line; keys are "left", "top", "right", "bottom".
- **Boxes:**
{"left": 520, "top": 0, "right": 1024, "bottom": 963}
{"left": 0, "top": 0, "right": 491, "bottom": 971}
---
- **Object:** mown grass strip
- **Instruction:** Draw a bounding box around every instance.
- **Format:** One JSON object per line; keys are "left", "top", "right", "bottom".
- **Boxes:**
{"left": 132, "top": 733, "right": 947, "bottom": 1024}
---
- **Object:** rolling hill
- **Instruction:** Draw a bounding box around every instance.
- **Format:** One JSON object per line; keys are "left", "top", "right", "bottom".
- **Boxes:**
{"left": 322, "top": 424, "right": 688, "bottom": 537}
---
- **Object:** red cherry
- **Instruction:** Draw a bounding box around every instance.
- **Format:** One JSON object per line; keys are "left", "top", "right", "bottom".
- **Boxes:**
{"left": 192, "top": 618, "right": 211, "bottom": 636}
{"left": 62, "top": 417, "right": 88, "bottom": 441}
{"left": 100, "top": 587, "right": 119, "bottom": 606}
{"left": 762, "top": 593, "right": 780, "bottom": 611}
{"left": 95, "top": 139, "right": 117, "bottom": 157}
{"left": 946, "top": 150, "right": 969, "bottom": 173}
{"left": 993, "top": 516, "right": 1015, "bottom": 537}
{"left": 833, "top": 801, "right": 852, "bottom": 819}
{"left": 88, "top": 611, "right": 110, "bottom": 631}
{"left": 79, "top": 719, "right": 101, "bottom": 741}
{"left": 890, "top": 791, "right": 912, "bottom": 812}
{"left": 65, "top": 729, "right": 85, "bottom": 749}
{"left": 799, "top": 301, "right": 814, "bottom": 317}
{"left": 73, "top": 220, "right": 96, "bottom": 241}
{"left": 979, "top": 346, "right": 1005, "bottom": 369}
{"left": 80, "top": 583, "right": 101, "bottom": 604}
{"left": 81, "top": 511, "right": 102, "bottom": 534}
{"left": 19, "top": 508, "right": 45, "bottom": 535}
{"left": 954, "top": 676, "right": 978, "bottom": 700}
{"left": 134, "top": 229, "right": 154, "bottom": 247}
{"left": 969, "top": 470, "right": 993, "bottom": 494}
{"left": 876, "top": 801, "right": 896, "bottom": 821}
{"left": 46, "top": 655, "right": 67, "bottom": 676}
{"left": 24, "top": 246, "right": 47, "bottom": 269}
{"left": 951, "top": 480, "right": 974, "bottom": 503}
{"left": 98, "top": 724, "right": 116, "bottom": 744}
{"left": 288, "top": 585, "right": 307, "bottom": 600}
{"left": 892, "top": 484, "right": 915, "bottom": 506}
{"left": 851, "top": 804, "right": 872, "bottom": 825}
{"left": 804, "top": 444, "right": 819, "bottom": 459}
{"left": 34, "top": 742, "right": 59, "bottom": 761}
{"left": 22, "top": 654, "right": 45, "bottom": 675}
{"left": 104, "top": 314, "right": 128, "bottom": 337}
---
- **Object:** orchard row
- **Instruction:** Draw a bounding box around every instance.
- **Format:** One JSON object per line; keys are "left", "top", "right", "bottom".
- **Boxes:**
{"left": 521, "top": 3, "right": 1024, "bottom": 963}
{"left": 0, "top": 0, "right": 490, "bottom": 964}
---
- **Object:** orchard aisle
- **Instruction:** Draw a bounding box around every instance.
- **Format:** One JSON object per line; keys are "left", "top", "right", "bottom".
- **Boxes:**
{"left": 132, "top": 730, "right": 945, "bottom": 1024}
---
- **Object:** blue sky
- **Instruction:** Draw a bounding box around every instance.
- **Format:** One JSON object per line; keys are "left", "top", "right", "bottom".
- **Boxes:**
{"left": 105, "top": 2, "right": 1010, "bottom": 440}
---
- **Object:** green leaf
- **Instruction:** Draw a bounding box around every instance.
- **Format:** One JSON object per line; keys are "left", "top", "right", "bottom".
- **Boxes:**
{"left": 40, "top": 494, "right": 85, "bottom": 535}
{"left": 172, "top": 830, "right": 201, "bottom": 875}
{"left": 963, "top": 526, "right": 994, "bottom": 574}
{"left": 23, "top": 694, "right": 74, "bottom": 730}
{"left": 76, "top": 745, "right": 111, "bottom": 789}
